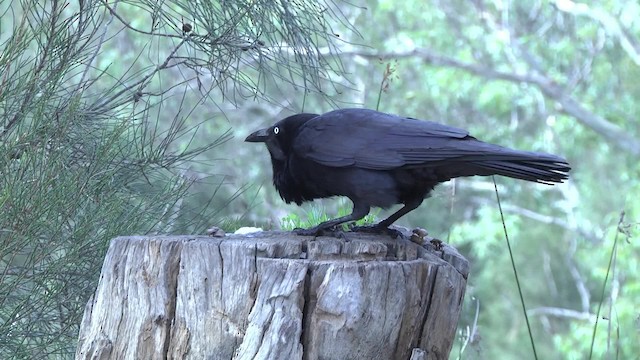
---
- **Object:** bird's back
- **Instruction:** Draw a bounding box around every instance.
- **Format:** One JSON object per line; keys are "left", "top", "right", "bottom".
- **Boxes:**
{"left": 292, "top": 108, "right": 569, "bottom": 184}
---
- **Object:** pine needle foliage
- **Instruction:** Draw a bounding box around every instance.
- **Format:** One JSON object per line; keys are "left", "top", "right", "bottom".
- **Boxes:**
{"left": 0, "top": 0, "right": 350, "bottom": 357}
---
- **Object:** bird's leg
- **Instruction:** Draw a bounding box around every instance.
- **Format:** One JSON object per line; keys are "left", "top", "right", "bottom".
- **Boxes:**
{"left": 295, "top": 202, "right": 370, "bottom": 237}
{"left": 377, "top": 198, "right": 423, "bottom": 228}
{"left": 352, "top": 198, "right": 424, "bottom": 238}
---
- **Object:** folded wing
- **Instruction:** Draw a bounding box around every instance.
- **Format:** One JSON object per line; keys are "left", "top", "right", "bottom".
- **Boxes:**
{"left": 292, "top": 108, "right": 570, "bottom": 183}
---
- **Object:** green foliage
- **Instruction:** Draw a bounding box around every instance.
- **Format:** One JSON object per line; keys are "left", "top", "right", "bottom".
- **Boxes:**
{"left": 280, "top": 200, "right": 379, "bottom": 231}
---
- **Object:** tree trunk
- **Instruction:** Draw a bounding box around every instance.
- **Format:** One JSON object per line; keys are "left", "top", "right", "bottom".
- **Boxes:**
{"left": 76, "top": 231, "right": 468, "bottom": 360}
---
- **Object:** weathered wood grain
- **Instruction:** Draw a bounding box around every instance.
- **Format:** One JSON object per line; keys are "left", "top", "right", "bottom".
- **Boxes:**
{"left": 76, "top": 231, "right": 468, "bottom": 360}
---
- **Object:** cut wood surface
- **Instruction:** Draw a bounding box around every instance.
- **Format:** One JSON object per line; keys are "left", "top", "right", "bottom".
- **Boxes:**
{"left": 76, "top": 231, "right": 469, "bottom": 360}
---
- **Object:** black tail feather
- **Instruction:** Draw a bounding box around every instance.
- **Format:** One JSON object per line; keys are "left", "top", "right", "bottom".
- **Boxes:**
{"left": 479, "top": 155, "right": 570, "bottom": 184}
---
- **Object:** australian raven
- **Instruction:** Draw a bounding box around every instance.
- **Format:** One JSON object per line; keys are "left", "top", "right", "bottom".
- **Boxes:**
{"left": 246, "top": 108, "right": 570, "bottom": 236}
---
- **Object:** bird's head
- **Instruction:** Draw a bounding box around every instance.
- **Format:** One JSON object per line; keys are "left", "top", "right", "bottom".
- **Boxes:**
{"left": 245, "top": 113, "right": 319, "bottom": 161}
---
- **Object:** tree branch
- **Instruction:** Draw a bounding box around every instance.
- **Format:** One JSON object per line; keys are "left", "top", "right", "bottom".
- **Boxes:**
{"left": 528, "top": 306, "right": 595, "bottom": 322}
{"left": 338, "top": 48, "right": 640, "bottom": 155}
{"left": 89, "top": 37, "right": 188, "bottom": 113}
{"left": 554, "top": 0, "right": 640, "bottom": 66}
{"left": 498, "top": 203, "right": 600, "bottom": 243}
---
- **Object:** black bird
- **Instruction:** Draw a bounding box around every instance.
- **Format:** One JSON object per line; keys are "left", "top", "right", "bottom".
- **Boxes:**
{"left": 246, "top": 108, "right": 570, "bottom": 236}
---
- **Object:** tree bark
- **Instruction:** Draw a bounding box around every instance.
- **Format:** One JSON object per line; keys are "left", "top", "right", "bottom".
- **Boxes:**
{"left": 76, "top": 231, "right": 468, "bottom": 360}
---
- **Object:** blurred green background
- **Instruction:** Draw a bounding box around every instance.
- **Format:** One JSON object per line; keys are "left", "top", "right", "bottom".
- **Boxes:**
{"left": 1, "top": 0, "right": 638, "bottom": 358}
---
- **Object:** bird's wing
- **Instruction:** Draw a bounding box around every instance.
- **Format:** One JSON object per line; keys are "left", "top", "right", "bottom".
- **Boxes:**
{"left": 291, "top": 108, "right": 498, "bottom": 170}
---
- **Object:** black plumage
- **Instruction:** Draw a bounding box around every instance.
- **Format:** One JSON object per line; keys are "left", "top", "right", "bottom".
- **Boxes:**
{"left": 246, "top": 108, "right": 570, "bottom": 236}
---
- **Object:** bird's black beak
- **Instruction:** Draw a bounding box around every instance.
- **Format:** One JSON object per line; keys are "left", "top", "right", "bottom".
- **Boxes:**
{"left": 245, "top": 128, "right": 269, "bottom": 142}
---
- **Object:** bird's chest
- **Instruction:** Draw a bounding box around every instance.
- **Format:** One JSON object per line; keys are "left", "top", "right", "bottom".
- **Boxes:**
{"left": 271, "top": 156, "right": 327, "bottom": 204}
{"left": 286, "top": 156, "right": 339, "bottom": 198}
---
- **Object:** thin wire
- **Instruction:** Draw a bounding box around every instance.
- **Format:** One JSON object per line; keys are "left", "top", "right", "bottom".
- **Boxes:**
{"left": 589, "top": 210, "right": 624, "bottom": 360}
{"left": 493, "top": 177, "right": 538, "bottom": 360}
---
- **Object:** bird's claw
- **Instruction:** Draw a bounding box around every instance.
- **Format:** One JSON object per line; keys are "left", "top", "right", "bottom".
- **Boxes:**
{"left": 294, "top": 227, "right": 321, "bottom": 236}
{"left": 294, "top": 226, "right": 349, "bottom": 239}
{"left": 350, "top": 224, "right": 405, "bottom": 239}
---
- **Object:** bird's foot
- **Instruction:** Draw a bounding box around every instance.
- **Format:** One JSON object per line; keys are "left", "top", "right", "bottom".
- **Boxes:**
{"left": 294, "top": 226, "right": 349, "bottom": 239}
{"left": 350, "top": 224, "right": 405, "bottom": 239}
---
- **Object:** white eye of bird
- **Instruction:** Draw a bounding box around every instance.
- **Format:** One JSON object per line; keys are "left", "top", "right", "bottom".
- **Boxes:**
{"left": 273, "top": 126, "right": 280, "bottom": 135}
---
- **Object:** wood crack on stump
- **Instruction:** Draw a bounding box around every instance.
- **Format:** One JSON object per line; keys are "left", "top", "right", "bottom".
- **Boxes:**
{"left": 76, "top": 232, "right": 468, "bottom": 360}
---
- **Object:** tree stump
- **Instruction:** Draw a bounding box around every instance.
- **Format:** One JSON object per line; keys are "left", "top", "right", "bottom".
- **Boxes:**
{"left": 76, "top": 231, "right": 468, "bottom": 360}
